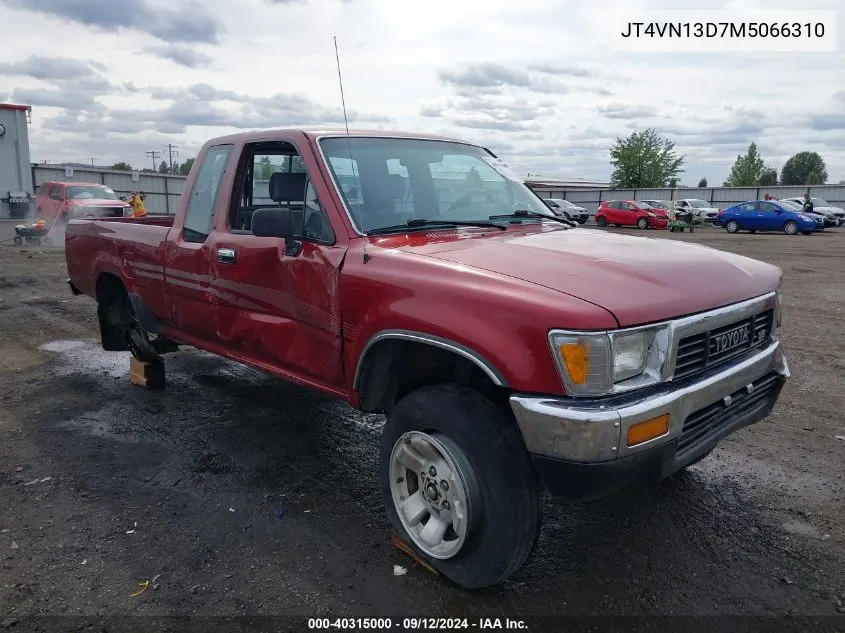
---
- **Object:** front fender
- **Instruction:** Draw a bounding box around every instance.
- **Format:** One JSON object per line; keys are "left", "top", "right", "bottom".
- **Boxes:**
{"left": 340, "top": 244, "right": 617, "bottom": 397}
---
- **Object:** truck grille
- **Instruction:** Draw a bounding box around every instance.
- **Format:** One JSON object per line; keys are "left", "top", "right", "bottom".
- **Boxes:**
{"left": 677, "top": 371, "right": 782, "bottom": 458}
{"left": 673, "top": 309, "right": 774, "bottom": 381}
{"left": 81, "top": 206, "right": 126, "bottom": 218}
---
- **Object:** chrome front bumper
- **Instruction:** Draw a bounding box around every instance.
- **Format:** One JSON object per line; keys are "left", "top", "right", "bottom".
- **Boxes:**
{"left": 510, "top": 338, "right": 789, "bottom": 464}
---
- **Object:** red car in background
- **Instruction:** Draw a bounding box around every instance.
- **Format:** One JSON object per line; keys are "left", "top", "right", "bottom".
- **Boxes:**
{"left": 35, "top": 181, "right": 131, "bottom": 222}
{"left": 595, "top": 200, "right": 668, "bottom": 229}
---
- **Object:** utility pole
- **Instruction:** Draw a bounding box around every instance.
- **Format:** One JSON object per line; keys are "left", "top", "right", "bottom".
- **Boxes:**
{"left": 145, "top": 150, "right": 161, "bottom": 172}
{"left": 163, "top": 143, "right": 179, "bottom": 174}
{"left": 86, "top": 157, "right": 96, "bottom": 167}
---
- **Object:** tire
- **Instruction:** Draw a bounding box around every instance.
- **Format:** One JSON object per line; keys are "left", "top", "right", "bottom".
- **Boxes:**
{"left": 637, "top": 217, "right": 649, "bottom": 229}
{"left": 725, "top": 220, "right": 740, "bottom": 234}
{"left": 596, "top": 216, "right": 608, "bottom": 227}
{"left": 782, "top": 220, "right": 799, "bottom": 235}
{"left": 380, "top": 384, "right": 541, "bottom": 589}
{"left": 13, "top": 236, "right": 23, "bottom": 245}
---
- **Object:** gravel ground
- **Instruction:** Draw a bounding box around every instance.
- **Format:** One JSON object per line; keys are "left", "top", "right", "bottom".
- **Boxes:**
{"left": 0, "top": 225, "right": 843, "bottom": 628}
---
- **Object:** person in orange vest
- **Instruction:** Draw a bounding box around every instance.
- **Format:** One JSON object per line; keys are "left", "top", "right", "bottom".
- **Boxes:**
{"left": 129, "top": 192, "right": 147, "bottom": 217}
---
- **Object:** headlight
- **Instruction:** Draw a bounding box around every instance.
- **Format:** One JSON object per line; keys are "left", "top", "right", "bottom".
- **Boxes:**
{"left": 647, "top": 212, "right": 656, "bottom": 217}
{"left": 549, "top": 326, "right": 669, "bottom": 397}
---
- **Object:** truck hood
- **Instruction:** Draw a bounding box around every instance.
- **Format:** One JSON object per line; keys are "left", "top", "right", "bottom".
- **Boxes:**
{"left": 69, "top": 199, "right": 129, "bottom": 207}
{"left": 385, "top": 228, "right": 780, "bottom": 327}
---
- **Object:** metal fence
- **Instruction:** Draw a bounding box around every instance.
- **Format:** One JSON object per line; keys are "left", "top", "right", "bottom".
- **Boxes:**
{"left": 530, "top": 184, "right": 845, "bottom": 214}
{"left": 28, "top": 165, "right": 186, "bottom": 215}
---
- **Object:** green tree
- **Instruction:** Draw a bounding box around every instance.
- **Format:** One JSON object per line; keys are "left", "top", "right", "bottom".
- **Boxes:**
{"left": 698, "top": 177, "right": 707, "bottom": 187}
{"left": 758, "top": 168, "right": 778, "bottom": 186}
{"left": 110, "top": 162, "right": 133, "bottom": 171}
{"left": 609, "top": 128, "right": 685, "bottom": 188}
{"left": 178, "top": 158, "right": 195, "bottom": 176}
{"left": 723, "top": 142, "right": 766, "bottom": 187}
{"left": 257, "top": 156, "right": 273, "bottom": 180}
{"left": 805, "top": 171, "right": 823, "bottom": 185}
{"left": 780, "top": 151, "right": 828, "bottom": 185}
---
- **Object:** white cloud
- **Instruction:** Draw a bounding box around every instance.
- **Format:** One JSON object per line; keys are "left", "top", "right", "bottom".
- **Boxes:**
{"left": 0, "top": 0, "right": 843, "bottom": 182}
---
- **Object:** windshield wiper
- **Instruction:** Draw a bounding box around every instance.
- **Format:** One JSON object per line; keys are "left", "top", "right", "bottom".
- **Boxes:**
{"left": 366, "top": 218, "right": 507, "bottom": 236}
{"left": 489, "top": 209, "right": 576, "bottom": 227}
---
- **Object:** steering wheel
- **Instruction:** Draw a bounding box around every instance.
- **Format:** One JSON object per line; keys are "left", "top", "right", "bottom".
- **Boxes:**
{"left": 447, "top": 192, "right": 494, "bottom": 214}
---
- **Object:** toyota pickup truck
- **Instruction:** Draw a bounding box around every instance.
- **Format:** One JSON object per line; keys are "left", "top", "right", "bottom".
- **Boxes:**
{"left": 64, "top": 129, "right": 790, "bottom": 589}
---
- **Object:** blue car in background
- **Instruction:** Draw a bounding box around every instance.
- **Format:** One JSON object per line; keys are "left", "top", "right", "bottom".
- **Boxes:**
{"left": 718, "top": 200, "right": 822, "bottom": 235}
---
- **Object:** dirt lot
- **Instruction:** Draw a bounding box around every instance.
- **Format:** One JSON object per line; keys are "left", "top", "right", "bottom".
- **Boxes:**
{"left": 0, "top": 225, "right": 843, "bottom": 627}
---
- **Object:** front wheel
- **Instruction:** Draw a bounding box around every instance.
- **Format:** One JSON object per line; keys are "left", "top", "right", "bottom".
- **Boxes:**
{"left": 596, "top": 216, "right": 608, "bottom": 227}
{"left": 380, "top": 385, "right": 541, "bottom": 589}
{"left": 13, "top": 236, "right": 23, "bottom": 245}
{"left": 725, "top": 220, "right": 740, "bottom": 233}
{"left": 637, "top": 217, "right": 649, "bottom": 229}
{"left": 783, "top": 220, "right": 799, "bottom": 235}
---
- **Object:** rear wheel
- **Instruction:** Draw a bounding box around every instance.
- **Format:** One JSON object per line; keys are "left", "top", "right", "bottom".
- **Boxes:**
{"left": 13, "top": 236, "right": 23, "bottom": 245}
{"left": 596, "top": 216, "right": 608, "bottom": 227}
{"left": 380, "top": 384, "right": 541, "bottom": 589}
{"left": 782, "top": 220, "right": 799, "bottom": 235}
{"left": 725, "top": 220, "right": 740, "bottom": 234}
{"left": 636, "top": 217, "right": 649, "bottom": 229}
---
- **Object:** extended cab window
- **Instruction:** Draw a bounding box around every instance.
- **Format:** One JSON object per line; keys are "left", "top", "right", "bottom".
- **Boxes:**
{"left": 183, "top": 144, "right": 233, "bottom": 242}
{"left": 229, "top": 142, "right": 334, "bottom": 243}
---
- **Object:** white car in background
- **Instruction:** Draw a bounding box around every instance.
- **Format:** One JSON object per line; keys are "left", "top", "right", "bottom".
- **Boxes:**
{"left": 782, "top": 197, "right": 844, "bottom": 226}
{"left": 778, "top": 199, "right": 837, "bottom": 227}
{"left": 674, "top": 198, "right": 721, "bottom": 222}
{"left": 543, "top": 198, "right": 590, "bottom": 223}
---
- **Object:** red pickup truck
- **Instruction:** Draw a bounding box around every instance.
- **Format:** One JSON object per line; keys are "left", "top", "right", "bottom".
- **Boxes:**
{"left": 65, "top": 129, "right": 790, "bottom": 589}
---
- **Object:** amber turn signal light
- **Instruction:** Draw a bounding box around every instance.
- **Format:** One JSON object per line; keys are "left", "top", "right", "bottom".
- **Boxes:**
{"left": 559, "top": 343, "right": 588, "bottom": 384}
{"left": 627, "top": 414, "right": 670, "bottom": 446}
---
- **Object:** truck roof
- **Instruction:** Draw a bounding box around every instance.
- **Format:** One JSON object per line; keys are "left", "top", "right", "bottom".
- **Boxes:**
{"left": 40, "top": 181, "right": 108, "bottom": 187}
{"left": 204, "top": 128, "right": 477, "bottom": 146}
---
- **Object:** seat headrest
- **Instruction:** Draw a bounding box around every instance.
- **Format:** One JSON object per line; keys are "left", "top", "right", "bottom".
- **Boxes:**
{"left": 385, "top": 173, "right": 406, "bottom": 200}
{"left": 269, "top": 171, "right": 307, "bottom": 202}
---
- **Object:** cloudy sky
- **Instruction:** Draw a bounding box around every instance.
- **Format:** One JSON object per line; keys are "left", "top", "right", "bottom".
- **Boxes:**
{"left": 1, "top": 0, "right": 843, "bottom": 184}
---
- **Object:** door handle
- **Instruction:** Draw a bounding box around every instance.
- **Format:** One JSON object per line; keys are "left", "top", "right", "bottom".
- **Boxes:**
{"left": 217, "top": 248, "right": 237, "bottom": 264}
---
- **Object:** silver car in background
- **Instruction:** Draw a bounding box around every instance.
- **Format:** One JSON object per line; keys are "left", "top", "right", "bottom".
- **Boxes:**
{"left": 543, "top": 198, "right": 590, "bottom": 224}
{"left": 781, "top": 197, "right": 844, "bottom": 226}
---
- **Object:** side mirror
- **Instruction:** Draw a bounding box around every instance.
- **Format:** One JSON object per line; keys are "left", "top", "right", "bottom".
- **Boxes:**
{"left": 252, "top": 207, "right": 293, "bottom": 238}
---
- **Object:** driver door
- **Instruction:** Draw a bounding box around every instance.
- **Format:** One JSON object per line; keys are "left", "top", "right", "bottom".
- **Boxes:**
{"left": 208, "top": 142, "right": 348, "bottom": 389}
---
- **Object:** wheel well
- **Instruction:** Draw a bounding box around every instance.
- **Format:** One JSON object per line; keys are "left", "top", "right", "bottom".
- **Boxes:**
{"left": 95, "top": 273, "right": 133, "bottom": 351}
{"left": 356, "top": 340, "right": 507, "bottom": 414}
{"left": 96, "top": 272, "right": 127, "bottom": 305}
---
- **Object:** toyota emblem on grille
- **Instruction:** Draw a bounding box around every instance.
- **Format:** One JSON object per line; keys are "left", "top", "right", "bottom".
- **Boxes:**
{"left": 723, "top": 395, "right": 732, "bottom": 406}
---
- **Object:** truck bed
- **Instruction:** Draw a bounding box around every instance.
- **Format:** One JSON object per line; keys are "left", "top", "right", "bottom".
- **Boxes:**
{"left": 65, "top": 216, "right": 174, "bottom": 299}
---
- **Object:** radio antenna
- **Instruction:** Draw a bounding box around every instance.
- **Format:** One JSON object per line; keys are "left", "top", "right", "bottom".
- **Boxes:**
{"left": 334, "top": 35, "right": 369, "bottom": 263}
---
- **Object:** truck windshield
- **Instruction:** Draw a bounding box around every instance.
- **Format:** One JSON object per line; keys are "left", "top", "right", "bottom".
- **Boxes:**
{"left": 67, "top": 186, "right": 117, "bottom": 200}
{"left": 318, "top": 137, "right": 553, "bottom": 233}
